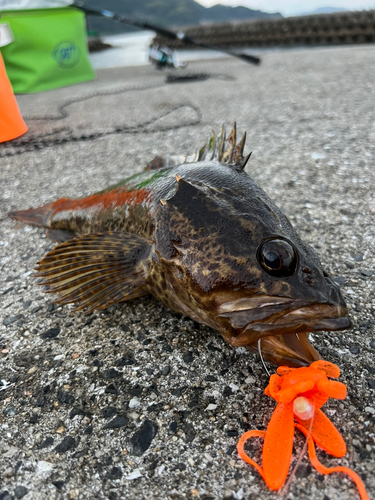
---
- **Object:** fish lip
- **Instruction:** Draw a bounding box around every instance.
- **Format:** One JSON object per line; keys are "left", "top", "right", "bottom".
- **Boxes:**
{"left": 310, "top": 315, "right": 352, "bottom": 331}
{"left": 249, "top": 332, "right": 322, "bottom": 368}
{"left": 219, "top": 300, "right": 352, "bottom": 367}
{"left": 217, "top": 296, "right": 297, "bottom": 314}
{"left": 250, "top": 309, "right": 351, "bottom": 367}
{"left": 250, "top": 305, "right": 352, "bottom": 332}
{"left": 218, "top": 297, "right": 351, "bottom": 333}
{"left": 249, "top": 308, "right": 351, "bottom": 366}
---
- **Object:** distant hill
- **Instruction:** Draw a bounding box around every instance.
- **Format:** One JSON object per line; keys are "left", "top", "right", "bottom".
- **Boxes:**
{"left": 312, "top": 7, "right": 348, "bottom": 14}
{"left": 82, "top": 0, "right": 282, "bottom": 34}
{"left": 300, "top": 6, "right": 348, "bottom": 15}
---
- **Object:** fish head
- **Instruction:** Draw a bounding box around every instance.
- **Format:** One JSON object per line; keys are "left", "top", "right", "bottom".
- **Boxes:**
{"left": 153, "top": 167, "right": 351, "bottom": 367}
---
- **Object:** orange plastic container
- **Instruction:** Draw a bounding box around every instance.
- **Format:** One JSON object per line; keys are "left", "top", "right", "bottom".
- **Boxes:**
{"left": 0, "top": 52, "right": 28, "bottom": 143}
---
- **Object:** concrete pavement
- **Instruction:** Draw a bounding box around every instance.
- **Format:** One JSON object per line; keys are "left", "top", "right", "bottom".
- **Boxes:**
{"left": 1, "top": 45, "right": 375, "bottom": 500}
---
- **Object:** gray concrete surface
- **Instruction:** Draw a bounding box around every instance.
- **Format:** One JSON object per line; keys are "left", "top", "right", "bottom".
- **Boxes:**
{"left": 0, "top": 45, "right": 374, "bottom": 500}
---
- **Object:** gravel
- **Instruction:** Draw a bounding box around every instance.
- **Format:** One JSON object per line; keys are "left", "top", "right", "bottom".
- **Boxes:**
{"left": 0, "top": 45, "right": 374, "bottom": 499}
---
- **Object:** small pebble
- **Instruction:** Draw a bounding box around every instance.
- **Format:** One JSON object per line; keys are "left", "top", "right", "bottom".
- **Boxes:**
{"left": 40, "top": 328, "right": 60, "bottom": 339}
{"left": 349, "top": 345, "right": 360, "bottom": 354}
{"left": 183, "top": 352, "right": 194, "bottom": 363}
{"left": 106, "top": 467, "right": 123, "bottom": 480}
{"left": 38, "top": 437, "right": 54, "bottom": 449}
{"left": 103, "top": 416, "right": 129, "bottom": 430}
{"left": 245, "top": 376, "right": 255, "bottom": 384}
{"left": 101, "top": 406, "right": 117, "bottom": 419}
{"left": 0, "top": 492, "right": 12, "bottom": 500}
{"left": 162, "top": 365, "right": 170, "bottom": 376}
{"left": 54, "top": 436, "right": 76, "bottom": 453}
{"left": 29, "top": 414, "right": 38, "bottom": 424}
{"left": 169, "top": 421, "right": 178, "bottom": 432}
{"left": 3, "top": 314, "right": 23, "bottom": 326}
{"left": 14, "top": 486, "right": 28, "bottom": 499}
{"left": 37, "top": 461, "right": 53, "bottom": 472}
{"left": 125, "top": 469, "right": 142, "bottom": 480}
{"left": 104, "top": 368, "right": 122, "bottom": 379}
{"left": 105, "top": 384, "right": 118, "bottom": 395}
{"left": 52, "top": 481, "right": 64, "bottom": 491}
{"left": 130, "top": 420, "right": 158, "bottom": 456}
{"left": 129, "top": 397, "right": 140, "bottom": 409}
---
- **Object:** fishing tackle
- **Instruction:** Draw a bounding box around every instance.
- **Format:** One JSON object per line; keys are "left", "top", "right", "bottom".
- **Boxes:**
{"left": 237, "top": 360, "right": 369, "bottom": 499}
{"left": 73, "top": 2, "right": 261, "bottom": 66}
{"left": 149, "top": 43, "right": 187, "bottom": 70}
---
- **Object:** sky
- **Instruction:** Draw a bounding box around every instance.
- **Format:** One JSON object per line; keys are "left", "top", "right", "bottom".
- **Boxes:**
{"left": 196, "top": 0, "right": 375, "bottom": 16}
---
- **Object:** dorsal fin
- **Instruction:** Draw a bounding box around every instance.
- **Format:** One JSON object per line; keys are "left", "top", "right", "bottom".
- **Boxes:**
{"left": 145, "top": 123, "right": 251, "bottom": 172}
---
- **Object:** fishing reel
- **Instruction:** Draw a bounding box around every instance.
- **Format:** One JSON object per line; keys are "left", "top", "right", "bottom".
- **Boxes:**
{"left": 148, "top": 43, "right": 187, "bottom": 70}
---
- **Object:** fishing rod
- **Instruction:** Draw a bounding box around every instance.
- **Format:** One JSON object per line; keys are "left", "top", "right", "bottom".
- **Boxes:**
{"left": 73, "top": 2, "right": 261, "bottom": 66}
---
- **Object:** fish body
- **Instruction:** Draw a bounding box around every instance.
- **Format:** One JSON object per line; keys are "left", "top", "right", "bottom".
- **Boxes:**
{"left": 8, "top": 125, "right": 351, "bottom": 367}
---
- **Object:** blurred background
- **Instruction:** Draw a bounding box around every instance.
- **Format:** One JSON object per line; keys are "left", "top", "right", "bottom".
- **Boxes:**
{"left": 1, "top": 0, "right": 375, "bottom": 75}
{"left": 83, "top": 0, "right": 375, "bottom": 69}
{"left": 1, "top": 0, "right": 374, "bottom": 139}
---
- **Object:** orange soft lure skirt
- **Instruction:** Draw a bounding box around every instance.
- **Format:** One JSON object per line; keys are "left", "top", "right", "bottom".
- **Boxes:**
{"left": 0, "top": 53, "right": 27, "bottom": 143}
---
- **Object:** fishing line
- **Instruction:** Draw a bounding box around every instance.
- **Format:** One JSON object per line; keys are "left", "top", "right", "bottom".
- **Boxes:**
{"left": 22, "top": 82, "right": 179, "bottom": 121}
{"left": 279, "top": 406, "right": 315, "bottom": 497}
{"left": 257, "top": 338, "right": 271, "bottom": 377}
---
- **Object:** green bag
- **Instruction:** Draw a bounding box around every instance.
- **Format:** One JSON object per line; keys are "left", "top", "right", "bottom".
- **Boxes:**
{"left": 0, "top": 7, "right": 95, "bottom": 94}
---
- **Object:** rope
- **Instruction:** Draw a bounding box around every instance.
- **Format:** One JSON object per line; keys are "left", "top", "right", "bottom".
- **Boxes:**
{"left": 0, "top": 73, "right": 232, "bottom": 157}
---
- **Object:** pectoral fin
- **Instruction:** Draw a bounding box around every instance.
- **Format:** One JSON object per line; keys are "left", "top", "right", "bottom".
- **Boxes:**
{"left": 35, "top": 232, "right": 152, "bottom": 313}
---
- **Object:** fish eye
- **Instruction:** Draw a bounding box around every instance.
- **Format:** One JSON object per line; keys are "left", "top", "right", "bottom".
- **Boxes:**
{"left": 257, "top": 238, "right": 297, "bottom": 277}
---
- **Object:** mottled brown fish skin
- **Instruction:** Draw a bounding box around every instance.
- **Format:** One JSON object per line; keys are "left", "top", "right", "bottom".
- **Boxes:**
{"left": 147, "top": 161, "right": 350, "bottom": 366}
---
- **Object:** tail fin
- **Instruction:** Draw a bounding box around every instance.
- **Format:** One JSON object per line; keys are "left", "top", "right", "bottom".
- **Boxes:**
{"left": 8, "top": 203, "right": 55, "bottom": 228}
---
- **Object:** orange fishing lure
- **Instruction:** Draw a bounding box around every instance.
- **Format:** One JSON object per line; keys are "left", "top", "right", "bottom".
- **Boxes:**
{"left": 237, "top": 360, "right": 369, "bottom": 500}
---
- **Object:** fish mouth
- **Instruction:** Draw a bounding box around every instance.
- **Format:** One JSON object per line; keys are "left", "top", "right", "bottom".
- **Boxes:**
{"left": 218, "top": 297, "right": 351, "bottom": 367}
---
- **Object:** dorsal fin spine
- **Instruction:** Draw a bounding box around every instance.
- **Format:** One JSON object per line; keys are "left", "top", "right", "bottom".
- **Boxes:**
{"left": 198, "top": 142, "right": 207, "bottom": 161}
{"left": 219, "top": 125, "right": 226, "bottom": 161}
{"left": 209, "top": 131, "right": 216, "bottom": 160}
{"left": 147, "top": 124, "right": 251, "bottom": 171}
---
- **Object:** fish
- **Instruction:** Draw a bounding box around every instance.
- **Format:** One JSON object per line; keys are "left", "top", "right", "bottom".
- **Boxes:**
{"left": 8, "top": 124, "right": 351, "bottom": 367}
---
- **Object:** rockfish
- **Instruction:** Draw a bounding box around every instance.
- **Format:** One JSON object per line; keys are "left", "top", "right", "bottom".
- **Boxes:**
{"left": 8, "top": 124, "right": 351, "bottom": 367}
